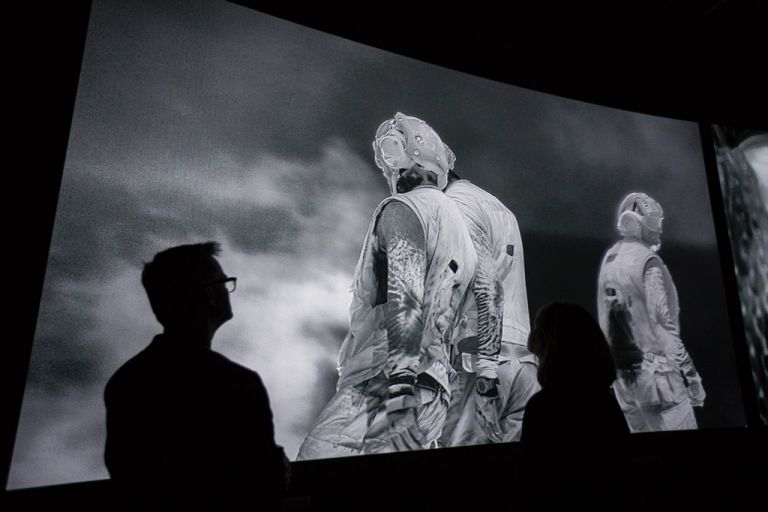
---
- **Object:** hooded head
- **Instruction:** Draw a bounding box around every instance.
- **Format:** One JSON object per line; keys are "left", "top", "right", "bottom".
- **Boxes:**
{"left": 616, "top": 192, "right": 664, "bottom": 251}
{"left": 372, "top": 112, "right": 455, "bottom": 194}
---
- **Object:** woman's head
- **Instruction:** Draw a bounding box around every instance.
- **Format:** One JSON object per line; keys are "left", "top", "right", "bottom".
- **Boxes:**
{"left": 528, "top": 302, "right": 617, "bottom": 389}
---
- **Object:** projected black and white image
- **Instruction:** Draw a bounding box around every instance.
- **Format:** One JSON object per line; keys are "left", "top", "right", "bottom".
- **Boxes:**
{"left": 9, "top": 0, "right": 747, "bottom": 489}
{"left": 712, "top": 127, "right": 768, "bottom": 424}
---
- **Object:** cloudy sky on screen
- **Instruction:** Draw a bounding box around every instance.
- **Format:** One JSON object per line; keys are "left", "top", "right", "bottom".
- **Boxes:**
{"left": 9, "top": 0, "right": 720, "bottom": 488}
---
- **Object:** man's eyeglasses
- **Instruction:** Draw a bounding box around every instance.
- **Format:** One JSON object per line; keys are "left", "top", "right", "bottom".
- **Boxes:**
{"left": 203, "top": 277, "right": 237, "bottom": 293}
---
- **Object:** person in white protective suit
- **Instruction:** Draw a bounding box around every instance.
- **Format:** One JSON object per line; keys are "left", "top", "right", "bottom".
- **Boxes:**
{"left": 438, "top": 171, "right": 540, "bottom": 446}
{"left": 596, "top": 192, "right": 706, "bottom": 432}
{"left": 296, "top": 113, "right": 477, "bottom": 458}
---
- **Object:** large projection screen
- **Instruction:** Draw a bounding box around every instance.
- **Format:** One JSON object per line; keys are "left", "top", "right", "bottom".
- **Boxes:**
{"left": 9, "top": 0, "right": 746, "bottom": 489}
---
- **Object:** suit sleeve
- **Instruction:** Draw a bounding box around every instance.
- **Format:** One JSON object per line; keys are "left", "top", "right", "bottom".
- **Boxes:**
{"left": 469, "top": 226, "right": 502, "bottom": 379}
{"left": 643, "top": 263, "right": 699, "bottom": 380}
{"left": 376, "top": 201, "right": 426, "bottom": 377}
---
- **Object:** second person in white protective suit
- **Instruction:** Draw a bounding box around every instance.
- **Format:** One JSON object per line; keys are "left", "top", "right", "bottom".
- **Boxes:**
{"left": 439, "top": 171, "right": 540, "bottom": 446}
{"left": 596, "top": 192, "right": 705, "bottom": 432}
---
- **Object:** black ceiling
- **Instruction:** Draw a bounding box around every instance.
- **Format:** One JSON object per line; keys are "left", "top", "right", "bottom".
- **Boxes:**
{"left": 234, "top": 1, "right": 767, "bottom": 128}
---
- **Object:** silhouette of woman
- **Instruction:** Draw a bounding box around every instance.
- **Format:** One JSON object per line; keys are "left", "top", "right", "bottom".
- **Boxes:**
{"left": 518, "top": 302, "right": 630, "bottom": 508}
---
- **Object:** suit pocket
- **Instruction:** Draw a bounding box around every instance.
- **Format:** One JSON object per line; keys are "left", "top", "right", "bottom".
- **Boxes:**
{"left": 654, "top": 372, "right": 681, "bottom": 406}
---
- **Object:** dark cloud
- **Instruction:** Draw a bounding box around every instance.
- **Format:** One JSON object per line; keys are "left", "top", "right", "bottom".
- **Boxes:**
{"left": 49, "top": 162, "right": 304, "bottom": 284}
{"left": 27, "top": 336, "right": 106, "bottom": 393}
{"left": 222, "top": 203, "right": 302, "bottom": 255}
{"left": 25, "top": 274, "right": 113, "bottom": 393}
{"left": 73, "top": 0, "right": 714, "bottom": 246}
{"left": 78, "top": 0, "right": 371, "bottom": 164}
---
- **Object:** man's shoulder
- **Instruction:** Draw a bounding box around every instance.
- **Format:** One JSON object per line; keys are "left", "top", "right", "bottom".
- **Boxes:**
{"left": 600, "top": 240, "right": 622, "bottom": 262}
{"left": 391, "top": 186, "right": 447, "bottom": 205}
{"left": 104, "top": 344, "right": 158, "bottom": 397}
{"left": 376, "top": 198, "right": 422, "bottom": 227}
{"left": 207, "top": 351, "right": 266, "bottom": 388}
{"left": 106, "top": 342, "right": 263, "bottom": 389}
{"left": 604, "top": 239, "right": 657, "bottom": 262}
{"left": 376, "top": 188, "right": 480, "bottom": 251}
{"left": 207, "top": 350, "right": 257, "bottom": 374}
{"left": 447, "top": 179, "right": 497, "bottom": 201}
{"left": 447, "top": 180, "right": 514, "bottom": 218}
{"left": 373, "top": 194, "right": 419, "bottom": 223}
{"left": 399, "top": 186, "right": 467, "bottom": 216}
{"left": 446, "top": 179, "right": 483, "bottom": 197}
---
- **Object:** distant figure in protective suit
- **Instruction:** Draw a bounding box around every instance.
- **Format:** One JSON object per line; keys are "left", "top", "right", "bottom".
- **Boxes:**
{"left": 518, "top": 302, "right": 630, "bottom": 509}
{"left": 104, "top": 242, "right": 287, "bottom": 509}
{"left": 597, "top": 192, "right": 705, "bottom": 432}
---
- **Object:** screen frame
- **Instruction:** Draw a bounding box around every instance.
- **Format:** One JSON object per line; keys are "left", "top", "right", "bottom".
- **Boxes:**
{"left": 4, "top": 0, "right": 766, "bottom": 494}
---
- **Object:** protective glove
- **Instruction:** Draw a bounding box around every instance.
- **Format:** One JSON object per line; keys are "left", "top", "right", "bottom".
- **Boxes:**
{"left": 474, "top": 376, "right": 503, "bottom": 442}
{"left": 363, "top": 373, "right": 426, "bottom": 452}
{"left": 687, "top": 375, "right": 706, "bottom": 407}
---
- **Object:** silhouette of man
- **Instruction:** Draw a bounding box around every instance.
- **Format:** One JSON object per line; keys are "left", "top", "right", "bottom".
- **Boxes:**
{"left": 104, "top": 242, "right": 287, "bottom": 508}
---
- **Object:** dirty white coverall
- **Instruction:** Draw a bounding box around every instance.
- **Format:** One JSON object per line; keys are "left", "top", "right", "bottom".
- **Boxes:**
{"left": 297, "top": 186, "right": 476, "bottom": 458}
{"left": 440, "top": 179, "right": 539, "bottom": 446}
{"left": 597, "top": 238, "right": 703, "bottom": 432}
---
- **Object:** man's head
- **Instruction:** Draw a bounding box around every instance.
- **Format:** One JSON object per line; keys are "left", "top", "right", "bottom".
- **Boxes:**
{"left": 372, "top": 112, "right": 455, "bottom": 194}
{"left": 616, "top": 192, "right": 664, "bottom": 250}
{"left": 141, "top": 242, "right": 234, "bottom": 332}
